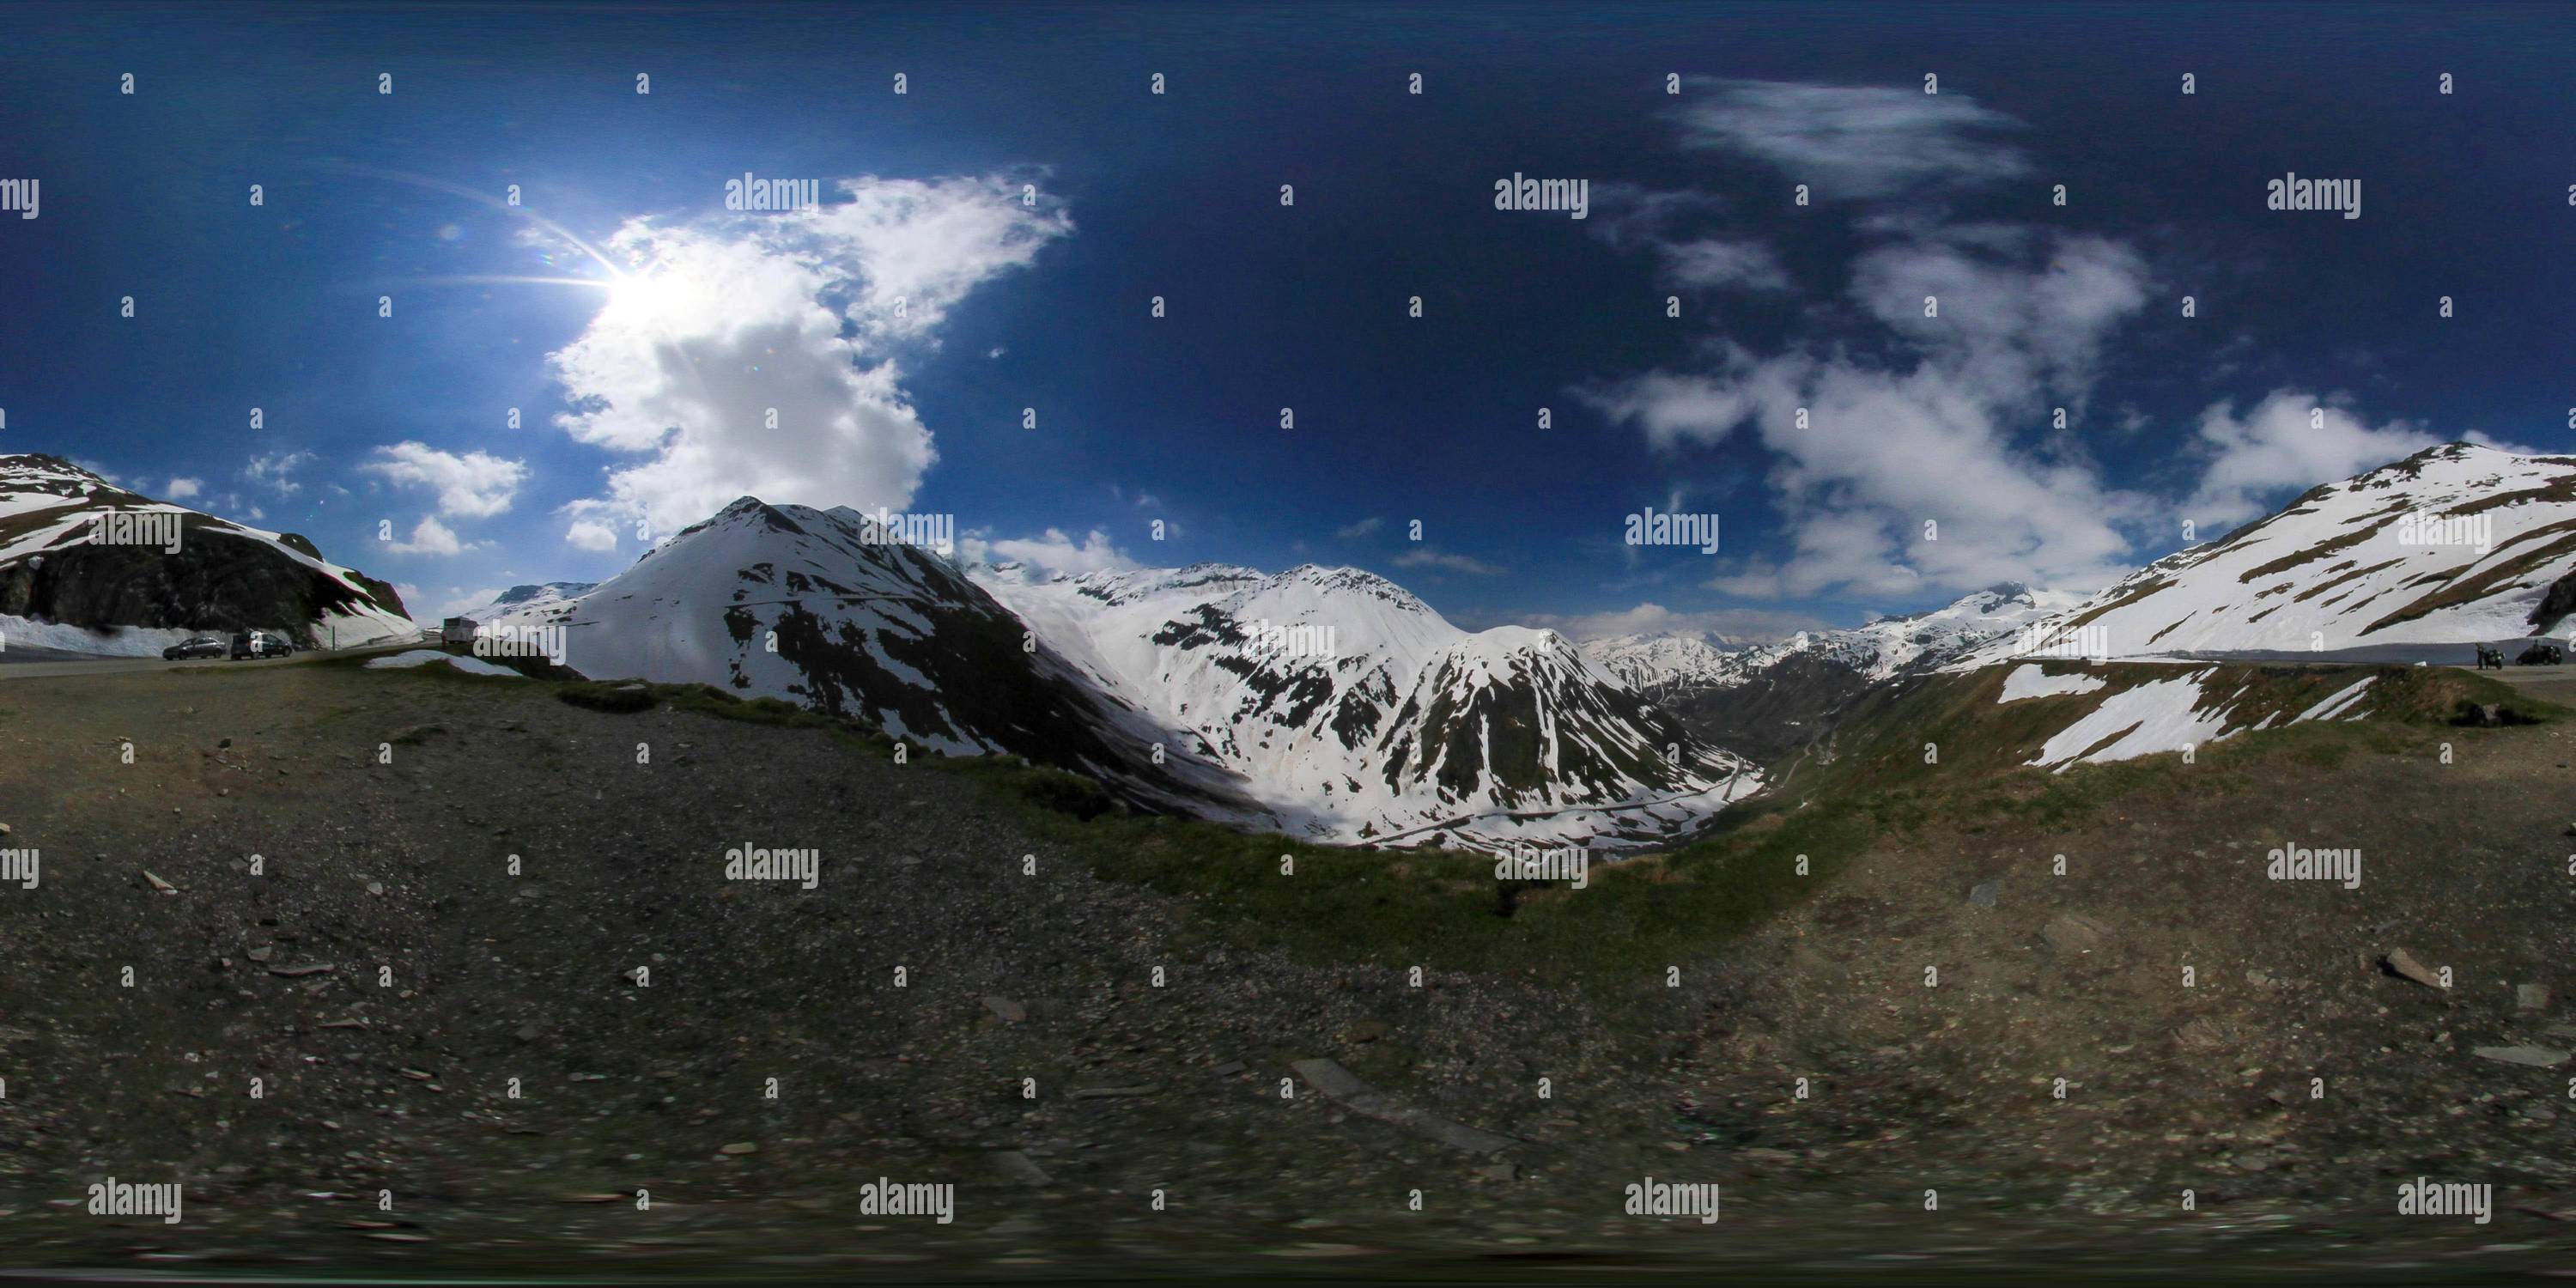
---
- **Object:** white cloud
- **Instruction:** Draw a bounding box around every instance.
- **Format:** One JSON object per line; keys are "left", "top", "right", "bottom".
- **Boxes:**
{"left": 1849, "top": 230, "right": 2148, "bottom": 404}
{"left": 242, "top": 451, "right": 313, "bottom": 495}
{"left": 549, "top": 173, "right": 1073, "bottom": 536}
{"left": 959, "top": 526, "right": 1137, "bottom": 579}
{"left": 1589, "top": 185, "right": 1787, "bottom": 293}
{"left": 161, "top": 477, "right": 203, "bottom": 500}
{"left": 361, "top": 442, "right": 528, "bottom": 518}
{"left": 1391, "top": 546, "right": 1504, "bottom": 576}
{"left": 1334, "top": 516, "right": 1383, "bottom": 539}
{"left": 565, "top": 519, "right": 620, "bottom": 552}
{"left": 1660, "top": 239, "right": 1790, "bottom": 291}
{"left": 385, "top": 514, "right": 475, "bottom": 556}
{"left": 2181, "top": 392, "right": 2462, "bottom": 528}
{"left": 1586, "top": 228, "right": 2155, "bottom": 600}
{"left": 1674, "top": 78, "right": 2031, "bottom": 198}
{"left": 438, "top": 587, "right": 503, "bottom": 617}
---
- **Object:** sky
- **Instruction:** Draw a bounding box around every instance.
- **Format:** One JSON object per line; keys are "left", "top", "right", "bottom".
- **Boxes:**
{"left": 1, "top": 1, "right": 2569, "bottom": 637}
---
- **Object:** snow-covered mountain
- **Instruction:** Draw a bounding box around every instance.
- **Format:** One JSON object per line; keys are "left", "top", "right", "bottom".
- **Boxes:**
{"left": 1582, "top": 582, "right": 2084, "bottom": 694}
{"left": 975, "top": 562, "right": 1760, "bottom": 850}
{"left": 0, "top": 453, "right": 413, "bottom": 653}
{"left": 1578, "top": 630, "right": 1747, "bottom": 693}
{"left": 484, "top": 507, "right": 1753, "bottom": 850}
{"left": 447, "top": 581, "right": 598, "bottom": 625}
{"left": 1957, "top": 442, "right": 2576, "bottom": 666}
{"left": 475, "top": 496, "right": 1220, "bottom": 798}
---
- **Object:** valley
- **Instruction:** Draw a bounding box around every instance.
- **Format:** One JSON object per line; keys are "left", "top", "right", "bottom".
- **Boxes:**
{"left": 9, "top": 444, "right": 2576, "bottom": 1277}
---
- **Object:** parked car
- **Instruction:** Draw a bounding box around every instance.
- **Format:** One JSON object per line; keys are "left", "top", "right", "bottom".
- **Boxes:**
{"left": 228, "top": 629, "right": 295, "bottom": 660}
{"left": 2517, "top": 641, "right": 2566, "bottom": 666}
{"left": 161, "top": 635, "right": 227, "bottom": 660}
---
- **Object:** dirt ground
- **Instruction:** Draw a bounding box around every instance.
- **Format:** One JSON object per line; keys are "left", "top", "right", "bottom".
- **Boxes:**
{"left": 0, "top": 659, "right": 2572, "bottom": 1282}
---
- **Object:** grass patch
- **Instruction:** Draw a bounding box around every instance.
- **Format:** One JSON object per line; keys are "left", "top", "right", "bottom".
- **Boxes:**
{"left": 934, "top": 751, "right": 1875, "bottom": 983}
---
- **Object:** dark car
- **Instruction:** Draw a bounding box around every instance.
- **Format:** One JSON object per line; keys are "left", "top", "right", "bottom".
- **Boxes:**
{"left": 161, "top": 635, "right": 227, "bottom": 661}
{"left": 2518, "top": 641, "right": 2567, "bottom": 666}
{"left": 228, "top": 629, "right": 295, "bottom": 660}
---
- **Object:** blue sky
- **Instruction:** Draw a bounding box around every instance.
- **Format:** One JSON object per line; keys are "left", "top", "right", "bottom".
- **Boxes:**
{"left": 2, "top": 2, "right": 2568, "bottom": 635}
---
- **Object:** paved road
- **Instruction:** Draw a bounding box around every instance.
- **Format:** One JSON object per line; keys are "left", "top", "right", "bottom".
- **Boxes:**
{"left": 0, "top": 636, "right": 430, "bottom": 679}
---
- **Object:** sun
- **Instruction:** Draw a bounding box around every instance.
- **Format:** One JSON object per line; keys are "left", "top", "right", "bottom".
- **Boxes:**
{"left": 605, "top": 269, "right": 688, "bottom": 320}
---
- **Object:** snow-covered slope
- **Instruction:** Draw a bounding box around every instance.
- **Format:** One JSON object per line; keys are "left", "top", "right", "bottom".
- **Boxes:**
{"left": 978, "top": 562, "right": 1761, "bottom": 850}
{"left": 0, "top": 453, "right": 413, "bottom": 651}
{"left": 1996, "top": 662, "right": 2379, "bottom": 773}
{"left": 477, "top": 497, "right": 1226, "bottom": 806}
{"left": 1958, "top": 443, "right": 2576, "bottom": 665}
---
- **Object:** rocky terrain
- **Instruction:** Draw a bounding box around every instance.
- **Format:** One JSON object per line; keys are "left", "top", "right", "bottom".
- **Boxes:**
{"left": 0, "top": 653, "right": 2572, "bottom": 1279}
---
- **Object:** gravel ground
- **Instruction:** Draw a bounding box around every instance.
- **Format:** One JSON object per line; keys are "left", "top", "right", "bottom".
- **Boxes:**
{"left": 0, "top": 661, "right": 2570, "bottom": 1281}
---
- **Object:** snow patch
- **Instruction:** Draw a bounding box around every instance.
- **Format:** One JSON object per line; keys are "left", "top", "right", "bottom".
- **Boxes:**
{"left": 1998, "top": 664, "right": 2110, "bottom": 703}
{"left": 2292, "top": 676, "right": 2375, "bottom": 723}
{"left": 2026, "top": 669, "right": 2234, "bottom": 772}
{"left": 366, "top": 649, "right": 523, "bottom": 677}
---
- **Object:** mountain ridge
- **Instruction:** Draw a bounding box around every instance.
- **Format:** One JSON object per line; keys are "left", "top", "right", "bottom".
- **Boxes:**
{"left": 0, "top": 453, "right": 414, "bottom": 652}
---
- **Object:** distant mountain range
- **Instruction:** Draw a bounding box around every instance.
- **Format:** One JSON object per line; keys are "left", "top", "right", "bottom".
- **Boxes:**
{"left": 1584, "top": 581, "right": 2087, "bottom": 693}
{"left": 0, "top": 454, "right": 412, "bottom": 653}
{"left": 1578, "top": 582, "right": 2087, "bottom": 763}
{"left": 12, "top": 440, "right": 2572, "bottom": 848}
